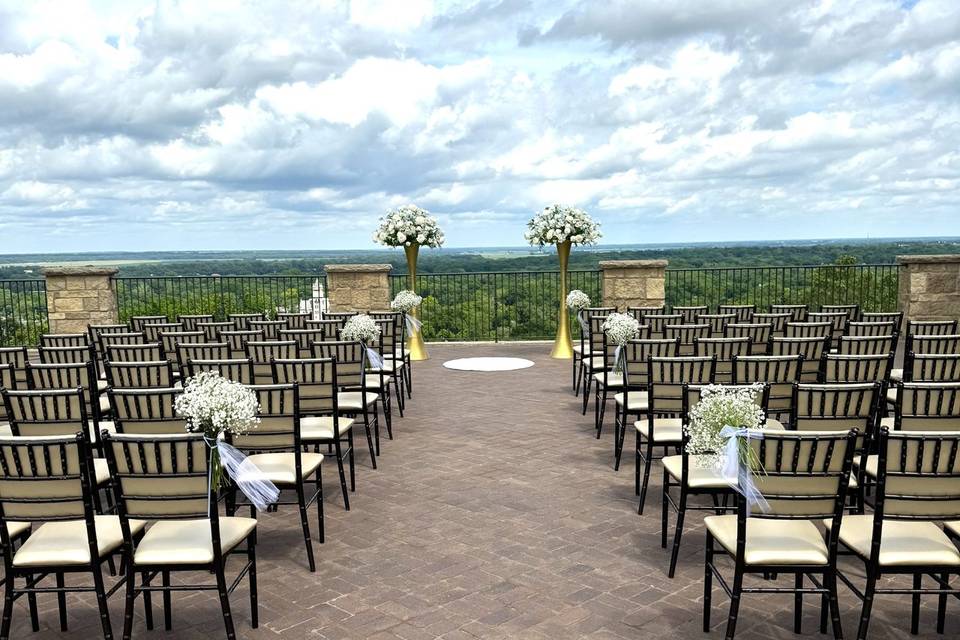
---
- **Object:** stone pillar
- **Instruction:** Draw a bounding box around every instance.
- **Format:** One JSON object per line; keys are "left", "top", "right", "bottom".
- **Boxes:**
{"left": 43, "top": 266, "right": 120, "bottom": 334}
{"left": 324, "top": 264, "right": 392, "bottom": 312}
{"left": 599, "top": 260, "right": 668, "bottom": 310}
{"left": 897, "top": 255, "right": 960, "bottom": 321}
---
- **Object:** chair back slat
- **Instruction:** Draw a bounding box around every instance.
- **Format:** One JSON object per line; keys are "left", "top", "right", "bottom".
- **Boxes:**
{"left": 185, "top": 359, "right": 255, "bottom": 385}
{"left": 40, "top": 333, "right": 89, "bottom": 348}
{"left": 769, "top": 304, "right": 808, "bottom": 322}
{"left": 159, "top": 331, "right": 205, "bottom": 370}
{"left": 846, "top": 321, "right": 896, "bottom": 338}
{"left": 672, "top": 306, "right": 708, "bottom": 324}
{"left": 876, "top": 430, "right": 960, "bottom": 519}
{"left": 895, "top": 383, "right": 960, "bottom": 432}
{"left": 38, "top": 345, "right": 94, "bottom": 365}
{"left": 0, "top": 434, "right": 92, "bottom": 522}
{"left": 228, "top": 313, "right": 266, "bottom": 331}
{"left": 724, "top": 323, "right": 771, "bottom": 355}
{"left": 196, "top": 321, "right": 234, "bottom": 341}
{"left": 695, "top": 313, "right": 736, "bottom": 337}
{"left": 107, "top": 343, "right": 164, "bottom": 364}
{"left": 2, "top": 388, "right": 90, "bottom": 440}
{"left": 904, "top": 353, "right": 960, "bottom": 382}
{"left": 753, "top": 313, "right": 791, "bottom": 337}
{"left": 860, "top": 311, "right": 903, "bottom": 334}
{"left": 836, "top": 335, "right": 894, "bottom": 356}
{"left": 907, "top": 320, "right": 958, "bottom": 336}
{"left": 177, "top": 343, "right": 230, "bottom": 366}
{"left": 279, "top": 329, "right": 329, "bottom": 358}
{"left": 820, "top": 304, "right": 859, "bottom": 322}
{"left": 771, "top": 336, "right": 829, "bottom": 382}
{"left": 647, "top": 356, "right": 715, "bottom": 415}
{"left": 272, "top": 358, "right": 339, "bottom": 415}
{"left": 177, "top": 314, "right": 214, "bottom": 332}
{"left": 821, "top": 353, "right": 892, "bottom": 384}
{"left": 129, "top": 316, "right": 168, "bottom": 332}
{"left": 644, "top": 314, "right": 683, "bottom": 339}
{"left": 246, "top": 341, "right": 298, "bottom": 384}
{"left": 905, "top": 334, "right": 960, "bottom": 356}
{"left": 109, "top": 388, "right": 187, "bottom": 434}
{"left": 106, "top": 361, "right": 176, "bottom": 389}
{"left": 144, "top": 322, "right": 184, "bottom": 343}
{"left": 717, "top": 304, "right": 755, "bottom": 322}
{"left": 27, "top": 362, "right": 100, "bottom": 419}
{"left": 0, "top": 347, "right": 29, "bottom": 387}
{"left": 694, "top": 337, "right": 752, "bottom": 384}
{"left": 312, "top": 342, "right": 365, "bottom": 387}
{"left": 248, "top": 319, "right": 286, "bottom": 340}
{"left": 220, "top": 330, "right": 264, "bottom": 359}
{"left": 665, "top": 324, "right": 710, "bottom": 356}
{"left": 277, "top": 312, "right": 310, "bottom": 329}
{"left": 620, "top": 338, "right": 680, "bottom": 388}
{"left": 229, "top": 385, "right": 299, "bottom": 451}
{"left": 732, "top": 355, "right": 803, "bottom": 414}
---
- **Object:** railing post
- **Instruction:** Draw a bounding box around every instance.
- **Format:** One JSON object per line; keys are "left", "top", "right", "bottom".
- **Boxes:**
{"left": 42, "top": 266, "right": 119, "bottom": 334}
{"left": 324, "top": 264, "right": 392, "bottom": 312}
{"left": 897, "top": 255, "right": 960, "bottom": 321}
{"left": 599, "top": 260, "right": 668, "bottom": 310}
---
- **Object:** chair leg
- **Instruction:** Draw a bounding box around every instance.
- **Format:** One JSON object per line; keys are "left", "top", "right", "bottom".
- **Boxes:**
{"left": 825, "top": 568, "right": 844, "bottom": 640}
{"left": 248, "top": 534, "right": 259, "bottom": 628}
{"left": 856, "top": 568, "right": 878, "bottom": 640}
{"left": 92, "top": 564, "right": 114, "bottom": 640}
{"left": 937, "top": 572, "right": 948, "bottom": 634}
{"left": 794, "top": 573, "right": 803, "bottom": 634}
{"left": 141, "top": 571, "right": 154, "bottom": 630}
{"left": 615, "top": 413, "right": 628, "bottom": 470}
{"left": 25, "top": 574, "right": 39, "bottom": 631}
{"left": 383, "top": 391, "right": 393, "bottom": 441}
{"left": 912, "top": 573, "right": 921, "bottom": 635}
{"left": 316, "top": 466, "right": 325, "bottom": 544}
{"left": 638, "top": 440, "right": 654, "bottom": 515}
{"left": 334, "top": 438, "right": 350, "bottom": 510}
{"left": 121, "top": 564, "right": 135, "bottom": 640}
{"left": 348, "top": 431, "right": 356, "bottom": 491}
{"left": 0, "top": 575, "right": 12, "bottom": 640}
{"left": 393, "top": 375, "right": 404, "bottom": 417}
{"left": 373, "top": 403, "right": 381, "bottom": 456}
{"left": 56, "top": 572, "right": 68, "bottom": 631}
{"left": 724, "top": 568, "right": 745, "bottom": 640}
{"left": 668, "top": 488, "right": 687, "bottom": 578}
{"left": 297, "top": 485, "right": 316, "bottom": 572}
{"left": 214, "top": 563, "right": 237, "bottom": 640}
{"left": 635, "top": 444, "right": 641, "bottom": 496}
{"left": 703, "top": 533, "right": 714, "bottom": 633}
{"left": 661, "top": 467, "right": 669, "bottom": 549}
{"left": 581, "top": 375, "right": 591, "bottom": 415}
{"left": 361, "top": 410, "right": 377, "bottom": 470}
{"left": 162, "top": 570, "right": 172, "bottom": 631}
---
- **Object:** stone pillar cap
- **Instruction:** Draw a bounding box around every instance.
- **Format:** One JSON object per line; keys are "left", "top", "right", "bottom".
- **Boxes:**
{"left": 41, "top": 266, "right": 119, "bottom": 276}
{"left": 324, "top": 264, "right": 393, "bottom": 273}
{"left": 599, "top": 260, "right": 668, "bottom": 269}
{"left": 897, "top": 255, "right": 960, "bottom": 265}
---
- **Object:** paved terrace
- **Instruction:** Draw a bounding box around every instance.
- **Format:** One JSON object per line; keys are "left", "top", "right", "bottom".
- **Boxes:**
{"left": 15, "top": 343, "right": 957, "bottom": 639}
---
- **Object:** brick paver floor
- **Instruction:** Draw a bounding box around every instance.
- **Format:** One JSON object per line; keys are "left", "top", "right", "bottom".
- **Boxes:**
{"left": 12, "top": 343, "right": 959, "bottom": 639}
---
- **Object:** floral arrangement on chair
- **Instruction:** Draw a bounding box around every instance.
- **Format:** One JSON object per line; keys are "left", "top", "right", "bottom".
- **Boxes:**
{"left": 524, "top": 204, "right": 601, "bottom": 247}
{"left": 601, "top": 312, "right": 641, "bottom": 371}
{"left": 341, "top": 313, "right": 385, "bottom": 369}
{"left": 685, "top": 383, "right": 769, "bottom": 508}
{"left": 391, "top": 290, "right": 422, "bottom": 313}
{"left": 565, "top": 290, "right": 591, "bottom": 311}
{"left": 175, "top": 372, "right": 278, "bottom": 510}
{"left": 373, "top": 205, "right": 444, "bottom": 248}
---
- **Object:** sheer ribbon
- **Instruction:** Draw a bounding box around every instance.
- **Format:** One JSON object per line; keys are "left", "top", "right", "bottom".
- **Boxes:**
{"left": 577, "top": 310, "right": 589, "bottom": 334}
{"left": 404, "top": 312, "right": 423, "bottom": 336}
{"left": 718, "top": 426, "right": 770, "bottom": 513}
{"left": 204, "top": 437, "right": 280, "bottom": 515}
{"left": 364, "top": 345, "right": 385, "bottom": 371}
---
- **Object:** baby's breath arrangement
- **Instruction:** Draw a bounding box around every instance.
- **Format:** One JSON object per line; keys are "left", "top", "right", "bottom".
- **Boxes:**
{"left": 685, "top": 384, "right": 767, "bottom": 470}
{"left": 391, "top": 290, "right": 423, "bottom": 313}
{"left": 565, "top": 290, "right": 591, "bottom": 312}
{"left": 340, "top": 313, "right": 382, "bottom": 344}
{"left": 601, "top": 312, "right": 641, "bottom": 371}
{"left": 175, "top": 372, "right": 261, "bottom": 491}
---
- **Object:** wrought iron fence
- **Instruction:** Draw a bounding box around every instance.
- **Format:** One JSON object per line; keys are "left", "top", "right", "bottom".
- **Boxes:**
{"left": 665, "top": 264, "right": 900, "bottom": 311}
{"left": 390, "top": 270, "right": 602, "bottom": 341}
{"left": 115, "top": 275, "right": 328, "bottom": 322}
{"left": 0, "top": 280, "right": 48, "bottom": 347}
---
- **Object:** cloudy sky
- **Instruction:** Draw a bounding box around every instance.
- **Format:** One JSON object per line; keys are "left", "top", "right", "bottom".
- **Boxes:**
{"left": 1, "top": 0, "right": 959, "bottom": 252}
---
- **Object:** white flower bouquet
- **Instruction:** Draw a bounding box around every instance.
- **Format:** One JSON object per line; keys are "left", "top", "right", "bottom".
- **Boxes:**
{"left": 373, "top": 204, "right": 444, "bottom": 248}
{"left": 174, "top": 372, "right": 262, "bottom": 493}
{"left": 340, "top": 313, "right": 382, "bottom": 344}
{"left": 685, "top": 383, "right": 767, "bottom": 470}
{"left": 525, "top": 204, "right": 601, "bottom": 247}
{"left": 391, "top": 290, "right": 423, "bottom": 313}
{"left": 565, "top": 290, "right": 591, "bottom": 312}
{"left": 601, "top": 312, "right": 641, "bottom": 371}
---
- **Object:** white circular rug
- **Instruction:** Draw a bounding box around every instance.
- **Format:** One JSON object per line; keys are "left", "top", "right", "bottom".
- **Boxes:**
{"left": 442, "top": 357, "right": 535, "bottom": 372}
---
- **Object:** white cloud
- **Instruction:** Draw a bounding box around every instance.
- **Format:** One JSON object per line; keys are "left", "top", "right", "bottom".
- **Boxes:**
{"left": 0, "top": 0, "right": 958, "bottom": 252}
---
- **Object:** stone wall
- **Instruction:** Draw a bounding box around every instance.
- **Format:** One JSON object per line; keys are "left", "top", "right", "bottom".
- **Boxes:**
{"left": 43, "top": 266, "right": 119, "bottom": 334}
{"left": 599, "top": 260, "right": 668, "bottom": 310}
{"left": 324, "top": 264, "right": 392, "bottom": 312}
{"left": 897, "top": 255, "right": 960, "bottom": 322}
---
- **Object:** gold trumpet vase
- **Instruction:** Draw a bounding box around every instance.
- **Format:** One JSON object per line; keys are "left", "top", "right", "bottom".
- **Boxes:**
{"left": 550, "top": 240, "right": 574, "bottom": 359}
{"left": 404, "top": 243, "right": 429, "bottom": 361}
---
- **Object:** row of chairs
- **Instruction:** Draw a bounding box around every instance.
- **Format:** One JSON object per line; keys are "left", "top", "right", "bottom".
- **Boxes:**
{"left": 0, "top": 383, "right": 331, "bottom": 640}
{"left": 623, "top": 302, "right": 900, "bottom": 326}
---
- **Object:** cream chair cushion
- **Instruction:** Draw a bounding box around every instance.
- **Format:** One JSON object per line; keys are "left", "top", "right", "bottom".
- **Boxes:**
{"left": 945, "top": 521, "right": 960, "bottom": 538}
{"left": 830, "top": 515, "right": 960, "bottom": 566}
{"left": 706, "top": 515, "right": 828, "bottom": 565}
{"left": 245, "top": 452, "right": 323, "bottom": 485}
{"left": 0, "top": 422, "right": 10, "bottom": 437}
{"left": 886, "top": 388, "right": 898, "bottom": 404}
{"left": 97, "top": 379, "right": 109, "bottom": 392}
{"left": 300, "top": 416, "right": 355, "bottom": 441}
{"left": 133, "top": 517, "right": 256, "bottom": 566}
{"left": 614, "top": 391, "right": 648, "bottom": 411}
{"left": 5, "top": 521, "right": 30, "bottom": 539}
{"left": 663, "top": 455, "right": 736, "bottom": 489}
{"left": 368, "top": 359, "right": 401, "bottom": 374}
{"left": 13, "top": 516, "right": 146, "bottom": 568}
{"left": 592, "top": 371, "right": 623, "bottom": 387}
{"left": 86, "top": 420, "right": 115, "bottom": 444}
{"left": 98, "top": 396, "right": 111, "bottom": 415}
{"left": 635, "top": 418, "right": 682, "bottom": 443}
{"left": 572, "top": 345, "right": 591, "bottom": 356}
{"left": 890, "top": 368, "right": 903, "bottom": 383}
{"left": 584, "top": 357, "right": 607, "bottom": 372}
{"left": 93, "top": 458, "right": 112, "bottom": 485}
{"left": 338, "top": 392, "right": 378, "bottom": 411}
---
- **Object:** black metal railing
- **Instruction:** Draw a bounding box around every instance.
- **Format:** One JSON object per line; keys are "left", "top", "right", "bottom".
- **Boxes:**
{"left": 0, "top": 280, "right": 48, "bottom": 347}
{"left": 115, "top": 275, "right": 327, "bottom": 322}
{"left": 665, "top": 264, "right": 900, "bottom": 311}
{"left": 390, "top": 270, "right": 602, "bottom": 341}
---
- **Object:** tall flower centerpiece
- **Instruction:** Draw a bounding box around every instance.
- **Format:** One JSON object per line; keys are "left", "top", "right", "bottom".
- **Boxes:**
{"left": 525, "top": 205, "right": 601, "bottom": 358}
{"left": 373, "top": 204, "right": 444, "bottom": 361}
{"left": 174, "top": 372, "right": 279, "bottom": 512}
{"left": 685, "top": 383, "right": 769, "bottom": 510}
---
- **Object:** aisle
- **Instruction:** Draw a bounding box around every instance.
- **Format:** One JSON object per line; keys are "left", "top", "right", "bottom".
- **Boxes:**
{"left": 15, "top": 343, "right": 955, "bottom": 639}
